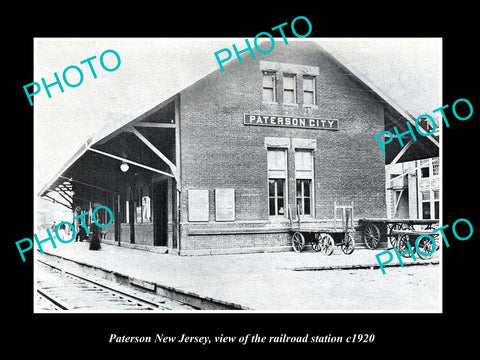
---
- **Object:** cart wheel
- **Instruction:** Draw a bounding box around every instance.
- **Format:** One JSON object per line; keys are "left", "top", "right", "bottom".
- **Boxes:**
{"left": 364, "top": 224, "right": 381, "bottom": 250}
{"left": 341, "top": 234, "right": 355, "bottom": 255}
{"left": 397, "top": 235, "right": 414, "bottom": 257}
{"left": 388, "top": 223, "right": 402, "bottom": 248}
{"left": 312, "top": 233, "right": 322, "bottom": 252}
{"left": 320, "top": 233, "right": 335, "bottom": 256}
{"left": 416, "top": 235, "right": 437, "bottom": 260}
{"left": 292, "top": 232, "right": 305, "bottom": 253}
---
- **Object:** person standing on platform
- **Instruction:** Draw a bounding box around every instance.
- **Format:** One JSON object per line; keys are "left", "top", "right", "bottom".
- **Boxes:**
{"left": 75, "top": 225, "right": 86, "bottom": 242}
{"left": 89, "top": 221, "right": 101, "bottom": 250}
{"left": 51, "top": 221, "right": 56, "bottom": 236}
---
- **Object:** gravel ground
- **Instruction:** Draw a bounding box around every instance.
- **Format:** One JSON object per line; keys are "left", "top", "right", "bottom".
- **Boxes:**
{"left": 37, "top": 242, "right": 441, "bottom": 312}
{"left": 267, "top": 265, "right": 441, "bottom": 312}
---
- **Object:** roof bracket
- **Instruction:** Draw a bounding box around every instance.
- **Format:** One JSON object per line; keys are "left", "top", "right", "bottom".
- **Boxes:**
{"left": 127, "top": 126, "right": 179, "bottom": 184}
{"left": 390, "top": 140, "right": 413, "bottom": 165}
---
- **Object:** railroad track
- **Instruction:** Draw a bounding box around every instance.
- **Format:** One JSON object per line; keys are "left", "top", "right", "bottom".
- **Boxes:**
{"left": 36, "top": 259, "right": 197, "bottom": 311}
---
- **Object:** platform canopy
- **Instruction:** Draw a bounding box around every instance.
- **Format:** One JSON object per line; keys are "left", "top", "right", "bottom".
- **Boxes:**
{"left": 38, "top": 96, "right": 180, "bottom": 209}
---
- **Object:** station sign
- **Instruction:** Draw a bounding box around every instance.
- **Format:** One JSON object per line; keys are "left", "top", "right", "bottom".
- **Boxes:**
{"left": 244, "top": 114, "right": 339, "bottom": 130}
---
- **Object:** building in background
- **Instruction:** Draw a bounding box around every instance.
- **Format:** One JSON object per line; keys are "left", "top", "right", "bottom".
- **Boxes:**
{"left": 386, "top": 157, "right": 440, "bottom": 220}
{"left": 36, "top": 197, "right": 72, "bottom": 231}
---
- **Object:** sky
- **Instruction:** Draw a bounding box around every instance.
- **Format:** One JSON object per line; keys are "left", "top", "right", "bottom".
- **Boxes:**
{"left": 34, "top": 37, "right": 441, "bottom": 201}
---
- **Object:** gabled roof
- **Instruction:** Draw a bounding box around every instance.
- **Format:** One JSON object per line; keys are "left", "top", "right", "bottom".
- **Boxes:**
{"left": 313, "top": 42, "right": 439, "bottom": 163}
{"left": 39, "top": 39, "right": 439, "bottom": 201}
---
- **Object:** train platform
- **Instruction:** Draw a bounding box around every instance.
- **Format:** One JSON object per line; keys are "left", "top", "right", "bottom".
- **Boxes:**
{"left": 35, "top": 241, "right": 441, "bottom": 311}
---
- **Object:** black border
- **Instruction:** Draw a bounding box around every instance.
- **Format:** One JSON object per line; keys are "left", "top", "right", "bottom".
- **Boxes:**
{"left": 7, "top": 7, "right": 478, "bottom": 354}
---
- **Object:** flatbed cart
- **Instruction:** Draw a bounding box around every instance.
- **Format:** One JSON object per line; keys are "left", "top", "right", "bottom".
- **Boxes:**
{"left": 393, "top": 228, "right": 440, "bottom": 259}
{"left": 358, "top": 218, "right": 439, "bottom": 250}
{"left": 289, "top": 202, "right": 355, "bottom": 255}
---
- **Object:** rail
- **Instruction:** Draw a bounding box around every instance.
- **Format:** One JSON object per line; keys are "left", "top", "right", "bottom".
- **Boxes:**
{"left": 36, "top": 259, "right": 193, "bottom": 311}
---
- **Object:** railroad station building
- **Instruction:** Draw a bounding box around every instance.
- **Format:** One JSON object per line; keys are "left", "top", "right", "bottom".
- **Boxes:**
{"left": 39, "top": 40, "right": 439, "bottom": 255}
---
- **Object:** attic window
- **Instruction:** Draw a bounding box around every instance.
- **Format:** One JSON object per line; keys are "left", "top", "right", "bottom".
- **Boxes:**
{"left": 283, "top": 74, "right": 296, "bottom": 104}
{"left": 303, "top": 75, "right": 316, "bottom": 105}
{"left": 262, "top": 71, "right": 276, "bottom": 102}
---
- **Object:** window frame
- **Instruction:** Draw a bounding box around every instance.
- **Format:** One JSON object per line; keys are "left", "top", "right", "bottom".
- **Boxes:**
{"left": 417, "top": 158, "right": 440, "bottom": 220}
{"left": 262, "top": 71, "right": 277, "bottom": 103}
{"left": 296, "top": 179, "right": 312, "bottom": 216}
{"left": 303, "top": 75, "right": 316, "bottom": 106}
{"left": 267, "top": 148, "right": 288, "bottom": 220}
{"left": 282, "top": 73, "right": 297, "bottom": 105}
{"left": 433, "top": 190, "right": 440, "bottom": 219}
{"left": 420, "top": 190, "right": 432, "bottom": 219}
{"left": 420, "top": 166, "right": 430, "bottom": 178}
{"left": 269, "top": 179, "right": 286, "bottom": 218}
{"left": 432, "top": 157, "right": 439, "bottom": 176}
{"left": 294, "top": 149, "right": 314, "bottom": 218}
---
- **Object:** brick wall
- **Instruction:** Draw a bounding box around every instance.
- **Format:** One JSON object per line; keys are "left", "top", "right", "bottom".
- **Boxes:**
{"left": 100, "top": 224, "right": 115, "bottom": 241}
{"left": 119, "top": 223, "right": 154, "bottom": 246}
{"left": 133, "top": 223, "right": 154, "bottom": 246}
{"left": 120, "top": 223, "right": 131, "bottom": 243}
{"left": 178, "top": 41, "right": 386, "bottom": 253}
